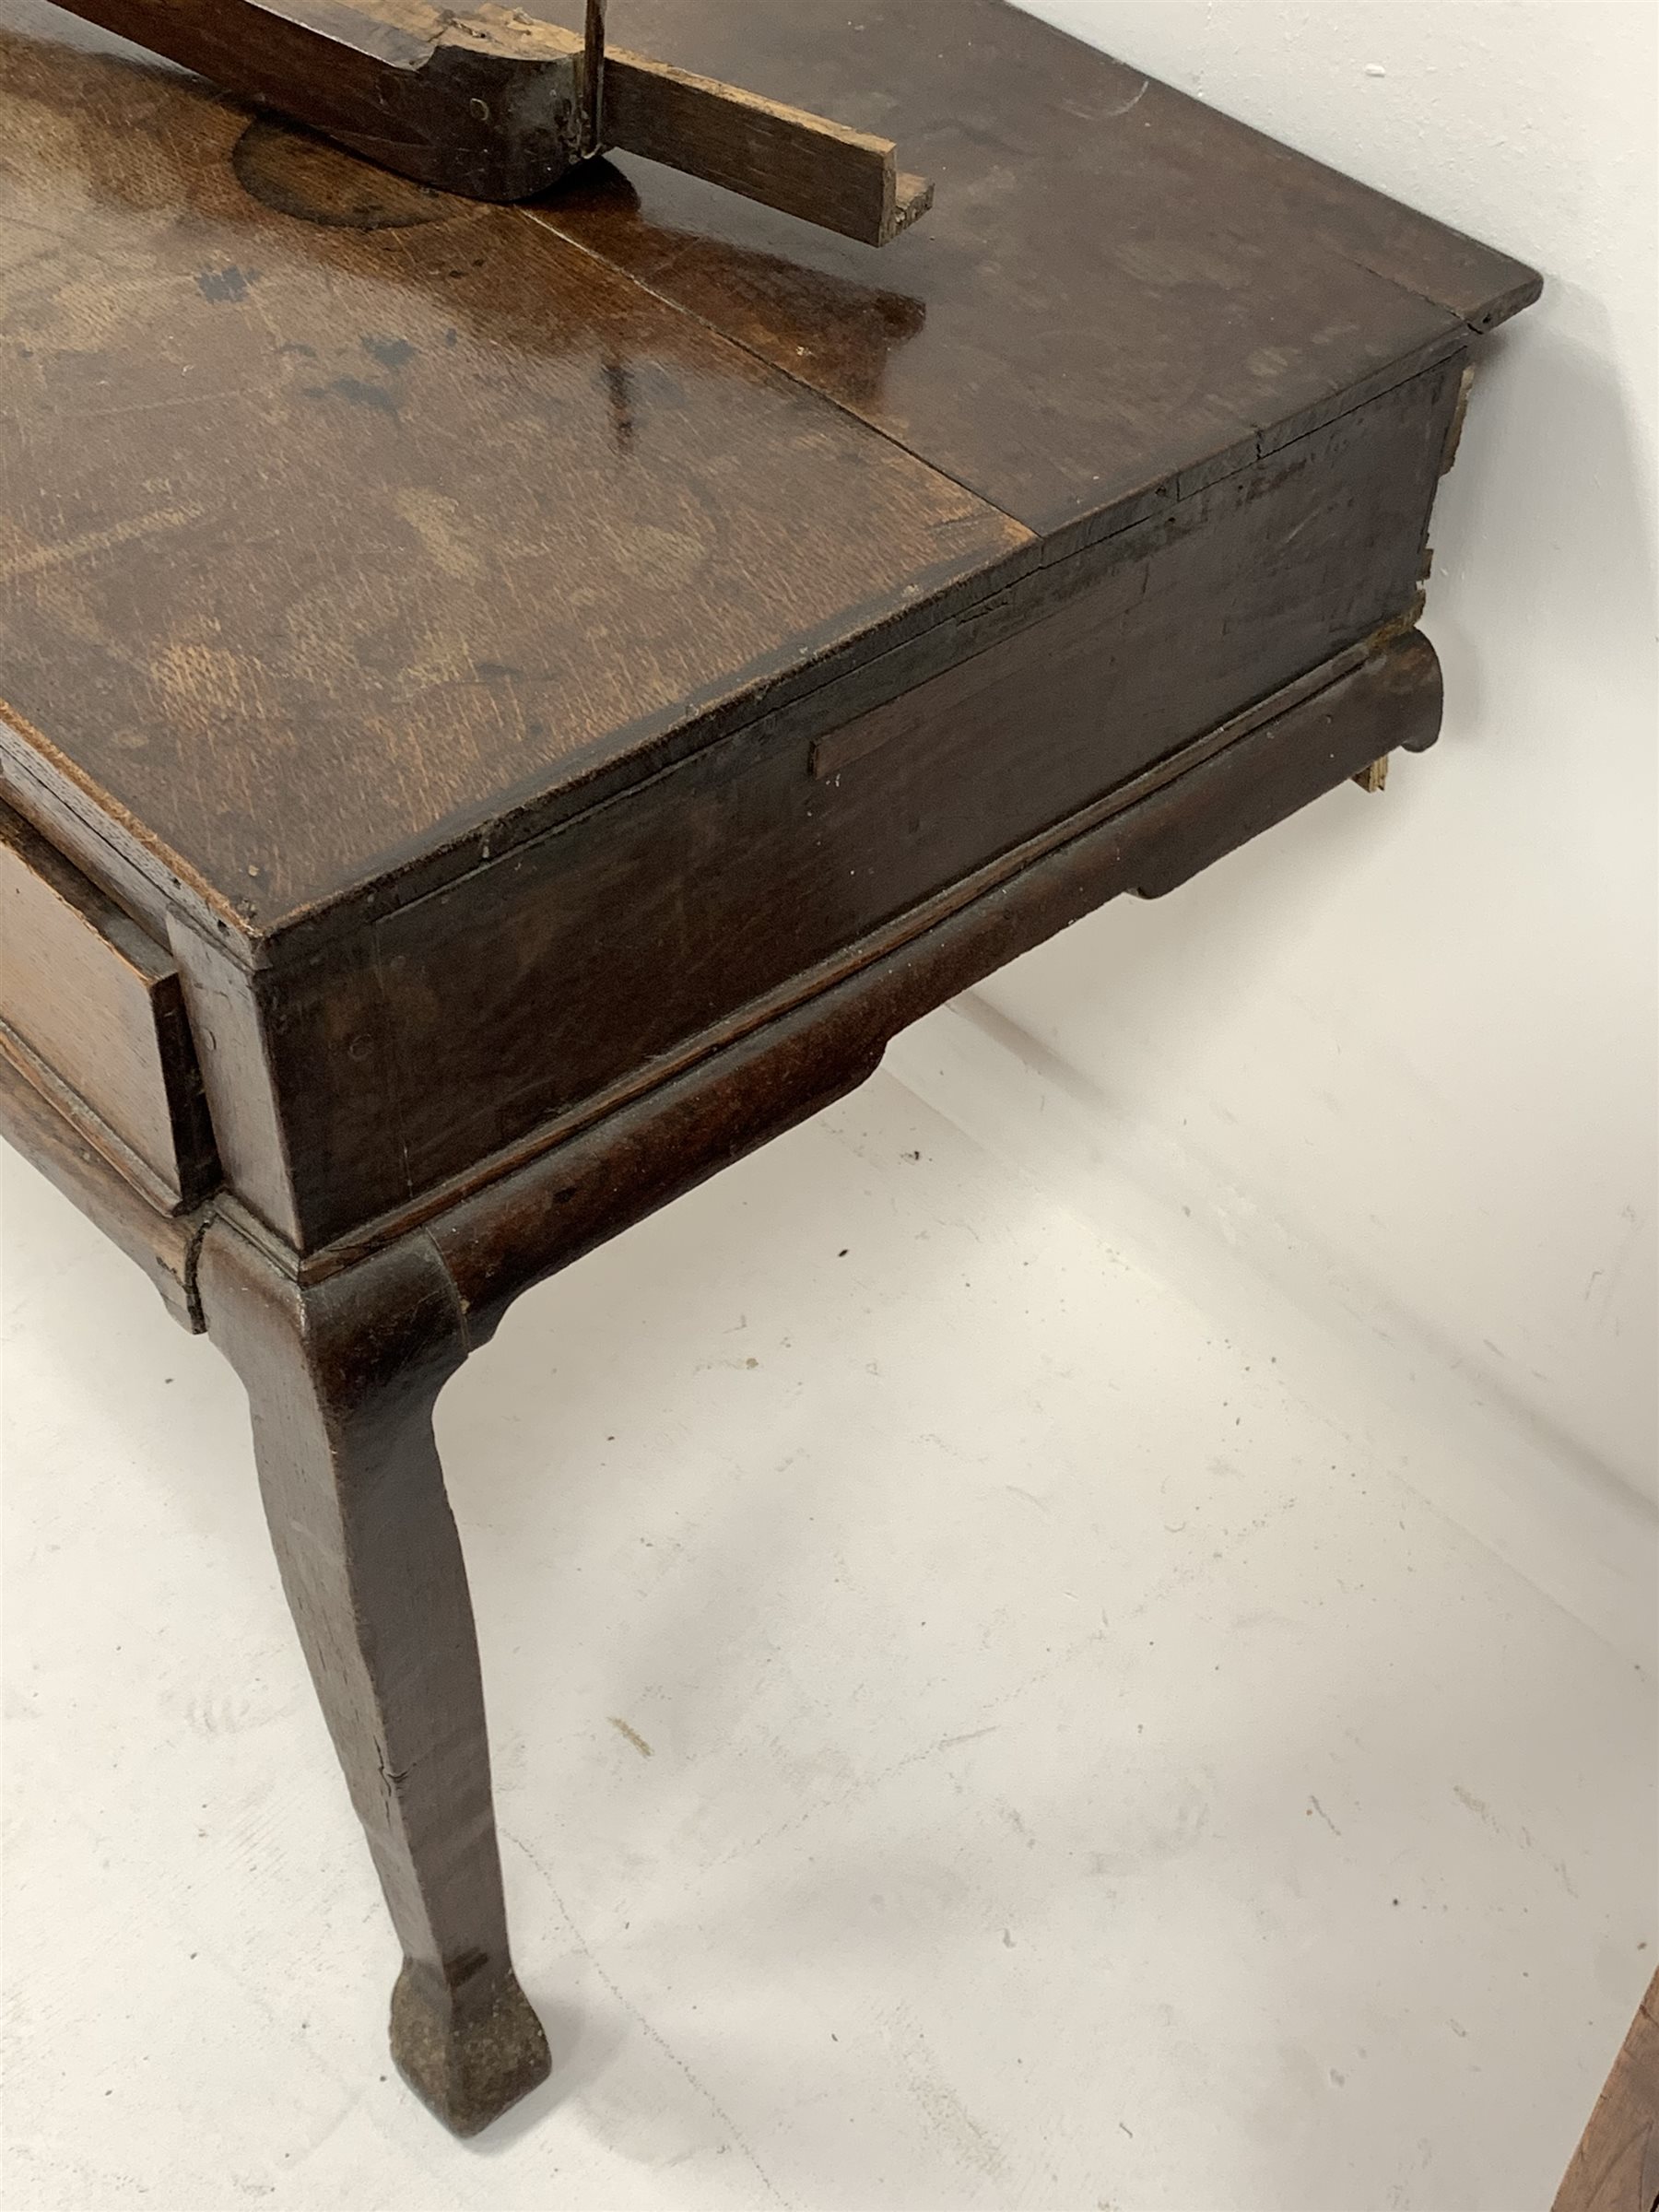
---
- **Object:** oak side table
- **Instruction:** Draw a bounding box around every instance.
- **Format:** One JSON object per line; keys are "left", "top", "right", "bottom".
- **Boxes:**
{"left": 0, "top": 0, "right": 1539, "bottom": 2136}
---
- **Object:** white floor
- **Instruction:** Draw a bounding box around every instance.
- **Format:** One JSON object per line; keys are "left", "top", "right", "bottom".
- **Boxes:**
{"left": 2, "top": 1041, "right": 1653, "bottom": 2211}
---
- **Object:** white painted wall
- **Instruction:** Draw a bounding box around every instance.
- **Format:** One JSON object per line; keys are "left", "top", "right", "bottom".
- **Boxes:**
{"left": 943, "top": 0, "right": 1658, "bottom": 1506}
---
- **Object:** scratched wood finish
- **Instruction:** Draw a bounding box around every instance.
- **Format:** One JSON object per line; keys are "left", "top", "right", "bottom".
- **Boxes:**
{"left": 1554, "top": 1972, "right": 1659, "bottom": 2212}
{"left": 194, "top": 358, "right": 1461, "bottom": 1251}
{"left": 0, "top": 0, "right": 1538, "bottom": 953}
{"left": 526, "top": 0, "right": 1541, "bottom": 539}
{"left": 0, "top": 801, "right": 217, "bottom": 1206}
{"left": 0, "top": 2, "right": 1025, "bottom": 933}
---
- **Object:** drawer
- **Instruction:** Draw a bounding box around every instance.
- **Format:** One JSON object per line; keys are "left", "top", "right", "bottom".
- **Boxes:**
{"left": 0, "top": 802, "right": 218, "bottom": 1211}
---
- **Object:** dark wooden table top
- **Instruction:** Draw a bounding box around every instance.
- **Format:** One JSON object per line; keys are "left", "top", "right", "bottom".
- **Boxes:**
{"left": 0, "top": 0, "right": 1535, "bottom": 951}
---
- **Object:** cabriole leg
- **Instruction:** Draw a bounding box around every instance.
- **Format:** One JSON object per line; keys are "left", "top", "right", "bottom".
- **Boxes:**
{"left": 199, "top": 1219, "right": 548, "bottom": 2136}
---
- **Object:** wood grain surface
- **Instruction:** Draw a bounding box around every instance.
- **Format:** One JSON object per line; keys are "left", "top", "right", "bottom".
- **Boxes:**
{"left": 0, "top": 1041, "right": 207, "bottom": 1323}
{"left": 0, "top": 4, "right": 1540, "bottom": 2147}
{"left": 198, "top": 1218, "right": 552, "bottom": 2133}
{"left": 0, "top": 0, "right": 1536, "bottom": 952}
{"left": 526, "top": 0, "right": 1541, "bottom": 535}
{"left": 29, "top": 0, "right": 589, "bottom": 200}
{"left": 399, "top": 626, "right": 1446, "bottom": 1329}
{"left": 599, "top": 41, "right": 933, "bottom": 244}
{"left": 0, "top": 1, "right": 1025, "bottom": 933}
{"left": 52, "top": 0, "right": 935, "bottom": 241}
{"left": 1554, "top": 1972, "right": 1659, "bottom": 2212}
{"left": 211, "top": 358, "right": 1459, "bottom": 1250}
{"left": 0, "top": 799, "right": 217, "bottom": 1206}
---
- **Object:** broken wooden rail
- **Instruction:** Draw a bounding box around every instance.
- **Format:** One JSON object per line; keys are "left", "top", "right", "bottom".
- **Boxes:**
{"left": 49, "top": 0, "right": 935, "bottom": 244}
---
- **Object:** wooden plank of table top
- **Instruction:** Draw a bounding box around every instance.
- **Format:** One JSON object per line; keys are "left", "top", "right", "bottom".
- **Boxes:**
{"left": 1553, "top": 1971, "right": 1659, "bottom": 2212}
{"left": 0, "top": 0, "right": 1539, "bottom": 956}
{"left": 186, "top": 359, "right": 1460, "bottom": 1251}
{"left": 0, "top": 0, "right": 1028, "bottom": 938}
{"left": 524, "top": 0, "right": 1541, "bottom": 536}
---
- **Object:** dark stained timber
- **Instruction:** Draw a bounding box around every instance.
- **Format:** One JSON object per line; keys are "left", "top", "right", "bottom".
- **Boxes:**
{"left": 0, "top": 0, "right": 1540, "bottom": 2136}
{"left": 1551, "top": 1971, "right": 1659, "bottom": 2212}
{"left": 46, "top": 0, "right": 934, "bottom": 239}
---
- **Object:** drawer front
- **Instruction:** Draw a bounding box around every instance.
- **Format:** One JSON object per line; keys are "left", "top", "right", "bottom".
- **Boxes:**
{"left": 0, "top": 802, "right": 217, "bottom": 1210}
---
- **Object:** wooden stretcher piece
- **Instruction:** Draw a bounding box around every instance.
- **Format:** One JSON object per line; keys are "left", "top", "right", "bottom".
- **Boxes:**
{"left": 49, "top": 0, "right": 934, "bottom": 242}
